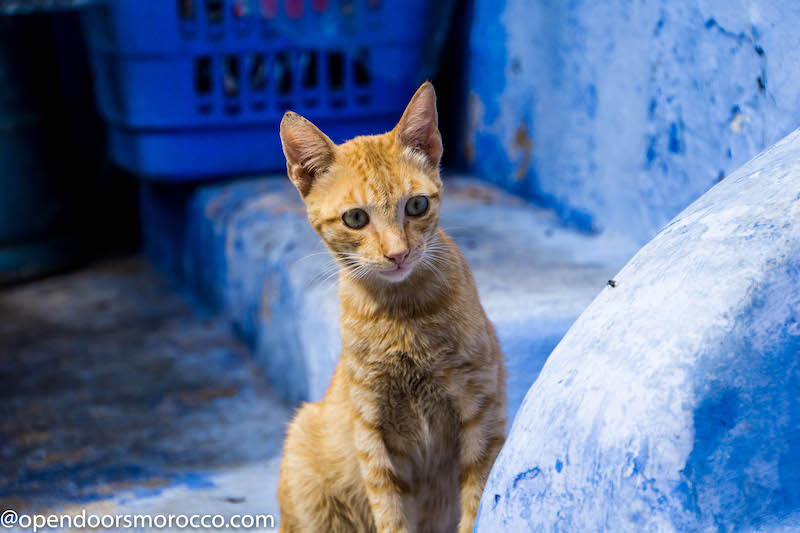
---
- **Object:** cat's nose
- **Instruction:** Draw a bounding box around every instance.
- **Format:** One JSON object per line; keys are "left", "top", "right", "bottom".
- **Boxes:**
{"left": 385, "top": 250, "right": 409, "bottom": 266}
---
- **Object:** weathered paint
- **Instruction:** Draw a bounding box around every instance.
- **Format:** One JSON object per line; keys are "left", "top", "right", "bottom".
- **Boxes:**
{"left": 467, "top": 0, "right": 800, "bottom": 243}
{"left": 475, "top": 128, "right": 800, "bottom": 531}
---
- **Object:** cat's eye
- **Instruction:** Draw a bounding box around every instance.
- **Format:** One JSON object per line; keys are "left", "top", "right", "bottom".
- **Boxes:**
{"left": 405, "top": 195, "right": 429, "bottom": 217}
{"left": 342, "top": 208, "right": 369, "bottom": 229}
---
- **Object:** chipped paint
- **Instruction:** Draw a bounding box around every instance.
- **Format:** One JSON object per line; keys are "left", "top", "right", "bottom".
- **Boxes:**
{"left": 463, "top": 92, "right": 486, "bottom": 165}
{"left": 511, "top": 125, "right": 533, "bottom": 181}
{"left": 466, "top": 0, "right": 800, "bottom": 243}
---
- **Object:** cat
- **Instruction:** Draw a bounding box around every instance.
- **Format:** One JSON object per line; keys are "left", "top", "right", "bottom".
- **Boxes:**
{"left": 276, "top": 82, "right": 507, "bottom": 533}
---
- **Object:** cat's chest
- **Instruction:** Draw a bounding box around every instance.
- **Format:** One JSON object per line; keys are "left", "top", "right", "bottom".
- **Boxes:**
{"left": 377, "top": 354, "right": 460, "bottom": 457}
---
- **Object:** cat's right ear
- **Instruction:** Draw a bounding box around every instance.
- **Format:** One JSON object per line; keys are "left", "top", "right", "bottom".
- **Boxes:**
{"left": 280, "top": 112, "right": 336, "bottom": 197}
{"left": 394, "top": 81, "right": 442, "bottom": 168}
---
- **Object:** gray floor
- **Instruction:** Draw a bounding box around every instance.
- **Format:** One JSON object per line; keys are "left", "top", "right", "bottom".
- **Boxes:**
{"left": 0, "top": 258, "right": 289, "bottom": 530}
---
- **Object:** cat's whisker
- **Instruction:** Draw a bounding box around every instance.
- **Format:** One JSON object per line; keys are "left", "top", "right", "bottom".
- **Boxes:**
{"left": 349, "top": 262, "right": 374, "bottom": 281}
{"left": 308, "top": 262, "right": 337, "bottom": 279}
{"left": 424, "top": 240, "right": 458, "bottom": 255}
{"left": 346, "top": 267, "right": 370, "bottom": 286}
{"left": 431, "top": 261, "right": 462, "bottom": 277}
{"left": 440, "top": 226, "right": 467, "bottom": 233}
{"left": 422, "top": 241, "right": 461, "bottom": 265}
{"left": 345, "top": 261, "right": 385, "bottom": 288}
{"left": 426, "top": 251, "right": 461, "bottom": 269}
{"left": 297, "top": 249, "right": 361, "bottom": 267}
{"left": 318, "top": 259, "right": 372, "bottom": 293}
{"left": 306, "top": 253, "right": 364, "bottom": 288}
{"left": 309, "top": 260, "right": 341, "bottom": 278}
{"left": 423, "top": 251, "right": 461, "bottom": 285}
{"left": 421, "top": 255, "right": 451, "bottom": 291}
{"left": 306, "top": 260, "right": 349, "bottom": 291}
{"left": 294, "top": 251, "right": 335, "bottom": 263}
{"left": 326, "top": 268, "right": 360, "bottom": 294}
{"left": 317, "top": 267, "right": 347, "bottom": 291}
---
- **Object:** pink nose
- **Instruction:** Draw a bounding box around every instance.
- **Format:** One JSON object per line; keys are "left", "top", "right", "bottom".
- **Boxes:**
{"left": 385, "top": 250, "right": 408, "bottom": 266}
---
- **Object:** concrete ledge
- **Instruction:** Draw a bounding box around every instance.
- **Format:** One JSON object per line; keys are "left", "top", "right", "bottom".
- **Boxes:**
{"left": 475, "top": 129, "right": 800, "bottom": 531}
{"left": 176, "top": 176, "right": 636, "bottom": 420}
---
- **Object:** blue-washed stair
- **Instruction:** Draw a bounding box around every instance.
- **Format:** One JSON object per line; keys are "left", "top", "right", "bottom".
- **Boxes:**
{"left": 141, "top": 175, "right": 640, "bottom": 422}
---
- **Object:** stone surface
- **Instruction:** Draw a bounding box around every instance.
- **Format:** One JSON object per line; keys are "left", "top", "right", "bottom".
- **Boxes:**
{"left": 0, "top": 259, "right": 290, "bottom": 524}
{"left": 466, "top": 0, "right": 800, "bottom": 243}
{"left": 180, "top": 176, "right": 638, "bottom": 421}
{"left": 475, "top": 129, "right": 800, "bottom": 531}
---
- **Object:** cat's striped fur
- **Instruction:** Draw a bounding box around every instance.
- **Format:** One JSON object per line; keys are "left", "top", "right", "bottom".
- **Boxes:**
{"left": 277, "top": 82, "right": 506, "bottom": 533}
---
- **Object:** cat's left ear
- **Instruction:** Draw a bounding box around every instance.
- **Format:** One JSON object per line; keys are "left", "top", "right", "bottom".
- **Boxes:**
{"left": 394, "top": 81, "right": 443, "bottom": 168}
{"left": 280, "top": 111, "right": 336, "bottom": 197}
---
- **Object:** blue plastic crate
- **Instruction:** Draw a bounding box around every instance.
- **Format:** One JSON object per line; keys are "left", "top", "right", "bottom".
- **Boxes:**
{"left": 81, "top": 0, "right": 447, "bottom": 179}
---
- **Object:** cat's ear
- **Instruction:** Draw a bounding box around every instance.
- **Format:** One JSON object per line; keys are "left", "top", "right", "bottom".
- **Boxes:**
{"left": 280, "top": 112, "right": 336, "bottom": 196}
{"left": 394, "top": 81, "right": 443, "bottom": 168}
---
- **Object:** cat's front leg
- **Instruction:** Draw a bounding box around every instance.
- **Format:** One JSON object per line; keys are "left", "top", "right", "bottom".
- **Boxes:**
{"left": 353, "top": 413, "right": 410, "bottom": 533}
{"left": 457, "top": 403, "right": 506, "bottom": 533}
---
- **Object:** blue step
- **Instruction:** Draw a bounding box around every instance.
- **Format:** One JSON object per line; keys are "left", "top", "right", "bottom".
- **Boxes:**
{"left": 146, "top": 175, "right": 638, "bottom": 422}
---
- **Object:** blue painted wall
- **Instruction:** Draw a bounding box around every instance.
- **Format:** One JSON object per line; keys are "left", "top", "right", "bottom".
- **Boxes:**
{"left": 466, "top": 0, "right": 800, "bottom": 242}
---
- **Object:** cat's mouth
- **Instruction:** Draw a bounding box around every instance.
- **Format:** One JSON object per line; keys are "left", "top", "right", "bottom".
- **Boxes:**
{"left": 377, "top": 261, "right": 415, "bottom": 282}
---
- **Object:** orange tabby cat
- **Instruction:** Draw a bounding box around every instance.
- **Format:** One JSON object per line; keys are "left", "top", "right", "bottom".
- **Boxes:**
{"left": 277, "top": 82, "right": 507, "bottom": 533}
